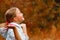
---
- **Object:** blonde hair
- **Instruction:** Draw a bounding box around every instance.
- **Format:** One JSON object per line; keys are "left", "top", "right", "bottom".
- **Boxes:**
{"left": 5, "top": 7, "right": 20, "bottom": 23}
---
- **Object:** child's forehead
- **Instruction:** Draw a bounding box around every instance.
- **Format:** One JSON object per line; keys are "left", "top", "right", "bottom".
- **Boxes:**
{"left": 16, "top": 10, "right": 23, "bottom": 14}
{"left": 16, "top": 9, "right": 21, "bottom": 13}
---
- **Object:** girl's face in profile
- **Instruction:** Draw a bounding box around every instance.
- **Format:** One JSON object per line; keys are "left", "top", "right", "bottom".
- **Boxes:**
{"left": 15, "top": 10, "right": 24, "bottom": 23}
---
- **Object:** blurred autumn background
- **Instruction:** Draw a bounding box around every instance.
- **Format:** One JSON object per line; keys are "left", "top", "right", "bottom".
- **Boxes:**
{"left": 0, "top": 0, "right": 60, "bottom": 40}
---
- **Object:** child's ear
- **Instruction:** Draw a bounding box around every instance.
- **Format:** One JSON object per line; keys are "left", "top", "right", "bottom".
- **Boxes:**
{"left": 13, "top": 17, "right": 16, "bottom": 21}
